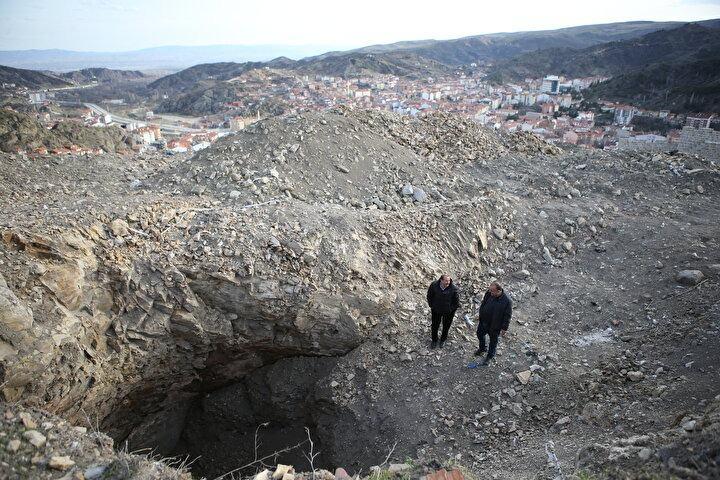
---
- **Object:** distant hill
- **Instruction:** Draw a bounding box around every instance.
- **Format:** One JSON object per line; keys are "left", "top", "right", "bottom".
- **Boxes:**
{"left": 487, "top": 23, "right": 720, "bottom": 81}
{"left": 148, "top": 50, "right": 450, "bottom": 115}
{"left": 145, "top": 19, "right": 720, "bottom": 115}
{"left": 154, "top": 68, "right": 296, "bottom": 116}
{"left": 0, "top": 65, "right": 70, "bottom": 89}
{"left": 0, "top": 109, "right": 130, "bottom": 153}
{"left": 3, "top": 22, "right": 699, "bottom": 72}
{"left": 149, "top": 20, "right": 705, "bottom": 92}
{"left": 337, "top": 20, "right": 709, "bottom": 66}
{"left": 147, "top": 62, "right": 267, "bottom": 94}
{"left": 485, "top": 23, "right": 720, "bottom": 112}
{"left": 0, "top": 45, "right": 341, "bottom": 71}
{"left": 294, "top": 51, "right": 449, "bottom": 78}
{"left": 57, "top": 68, "right": 145, "bottom": 84}
{"left": 585, "top": 56, "right": 720, "bottom": 113}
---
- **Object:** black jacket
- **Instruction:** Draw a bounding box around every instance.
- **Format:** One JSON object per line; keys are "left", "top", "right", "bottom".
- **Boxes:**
{"left": 427, "top": 279, "right": 460, "bottom": 314}
{"left": 478, "top": 291, "right": 512, "bottom": 332}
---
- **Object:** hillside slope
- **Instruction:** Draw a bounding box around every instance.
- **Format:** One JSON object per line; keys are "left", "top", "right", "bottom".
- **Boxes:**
{"left": 56, "top": 67, "right": 146, "bottom": 84}
{"left": 0, "top": 65, "right": 69, "bottom": 89}
{"left": 487, "top": 23, "right": 720, "bottom": 81}
{"left": 0, "top": 109, "right": 130, "bottom": 153}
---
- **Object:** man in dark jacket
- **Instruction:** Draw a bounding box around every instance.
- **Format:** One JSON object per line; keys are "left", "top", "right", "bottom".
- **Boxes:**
{"left": 475, "top": 281, "right": 512, "bottom": 365}
{"left": 426, "top": 274, "right": 460, "bottom": 349}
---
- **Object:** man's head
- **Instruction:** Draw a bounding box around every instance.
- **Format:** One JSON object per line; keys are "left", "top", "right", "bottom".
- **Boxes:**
{"left": 439, "top": 274, "right": 452, "bottom": 289}
{"left": 488, "top": 281, "right": 503, "bottom": 297}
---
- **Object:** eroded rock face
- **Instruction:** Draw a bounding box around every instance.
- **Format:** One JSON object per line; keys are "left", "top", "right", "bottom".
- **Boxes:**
{"left": 0, "top": 193, "right": 496, "bottom": 453}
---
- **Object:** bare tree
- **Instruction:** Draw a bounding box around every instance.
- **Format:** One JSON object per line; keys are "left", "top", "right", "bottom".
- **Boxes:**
{"left": 302, "top": 427, "right": 320, "bottom": 480}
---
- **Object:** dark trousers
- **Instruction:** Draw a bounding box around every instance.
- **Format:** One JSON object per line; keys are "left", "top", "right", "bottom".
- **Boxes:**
{"left": 477, "top": 322, "right": 500, "bottom": 358}
{"left": 431, "top": 310, "right": 455, "bottom": 343}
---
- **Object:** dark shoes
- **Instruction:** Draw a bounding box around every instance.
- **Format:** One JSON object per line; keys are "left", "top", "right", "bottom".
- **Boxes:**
{"left": 481, "top": 356, "right": 494, "bottom": 366}
{"left": 474, "top": 348, "right": 487, "bottom": 356}
{"left": 430, "top": 340, "right": 438, "bottom": 349}
{"left": 439, "top": 340, "right": 446, "bottom": 349}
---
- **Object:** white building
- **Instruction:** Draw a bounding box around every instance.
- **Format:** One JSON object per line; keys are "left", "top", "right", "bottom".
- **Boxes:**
{"left": 29, "top": 92, "right": 46, "bottom": 104}
{"left": 541, "top": 75, "right": 560, "bottom": 95}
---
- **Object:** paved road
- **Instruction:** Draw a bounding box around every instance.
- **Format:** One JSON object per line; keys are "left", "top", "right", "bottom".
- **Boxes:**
{"left": 83, "top": 103, "right": 204, "bottom": 134}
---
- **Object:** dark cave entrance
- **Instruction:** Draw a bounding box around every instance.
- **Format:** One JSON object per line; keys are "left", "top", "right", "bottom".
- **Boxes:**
{"left": 139, "top": 355, "right": 390, "bottom": 479}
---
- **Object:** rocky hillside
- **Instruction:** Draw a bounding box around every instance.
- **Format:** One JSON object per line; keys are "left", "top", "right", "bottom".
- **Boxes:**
{"left": 487, "top": 23, "right": 720, "bottom": 81}
{"left": 0, "top": 108, "right": 718, "bottom": 479}
{"left": 154, "top": 68, "right": 295, "bottom": 116}
{"left": 487, "top": 23, "right": 720, "bottom": 112}
{"left": 0, "top": 109, "right": 131, "bottom": 153}
{"left": 584, "top": 55, "right": 720, "bottom": 113}
{"left": 147, "top": 61, "right": 269, "bottom": 94}
{"left": 338, "top": 20, "right": 711, "bottom": 66}
{"left": 293, "top": 51, "right": 449, "bottom": 78}
{"left": 0, "top": 65, "right": 70, "bottom": 89}
{"left": 56, "top": 67, "right": 146, "bottom": 84}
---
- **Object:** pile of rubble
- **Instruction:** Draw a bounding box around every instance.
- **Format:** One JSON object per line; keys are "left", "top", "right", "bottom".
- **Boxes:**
{"left": 352, "top": 108, "right": 561, "bottom": 162}
{"left": 153, "top": 108, "right": 561, "bottom": 210}
{"left": 1, "top": 108, "right": 718, "bottom": 479}
{"left": 578, "top": 395, "right": 720, "bottom": 478}
{"left": 0, "top": 403, "right": 191, "bottom": 480}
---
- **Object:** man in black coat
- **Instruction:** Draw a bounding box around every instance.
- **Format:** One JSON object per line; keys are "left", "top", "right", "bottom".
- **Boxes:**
{"left": 426, "top": 274, "right": 460, "bottom": 349}
{"left": 475, "top": 281, "right": 512, "bottom": 365}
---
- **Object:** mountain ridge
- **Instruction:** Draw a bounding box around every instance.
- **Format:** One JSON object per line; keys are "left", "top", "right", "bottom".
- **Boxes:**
{"left": 3, "top": 19, "right": 718, "bottom": 71}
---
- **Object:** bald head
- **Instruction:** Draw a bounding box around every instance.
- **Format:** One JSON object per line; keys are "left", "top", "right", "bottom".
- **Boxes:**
{"left": 489, "top": 281, "right": 503, "bottom": 297}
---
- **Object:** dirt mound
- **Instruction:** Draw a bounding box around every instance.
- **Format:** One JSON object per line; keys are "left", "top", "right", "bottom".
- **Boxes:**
{"left": 154, "top": 108, "right": 560, "bottom": 208}
{"left": 0, "top": 108, "right": 718, "bottom": 479}
{"left": 0, "top": 109, "right": 130, "bottom": 154}
{"left": 354, "top": 108, "right": 562, "bottom": 161}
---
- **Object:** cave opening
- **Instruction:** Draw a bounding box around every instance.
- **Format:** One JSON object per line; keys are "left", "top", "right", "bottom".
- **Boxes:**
{"left": 121, "top": 354, "right": 389, "bottom": 479}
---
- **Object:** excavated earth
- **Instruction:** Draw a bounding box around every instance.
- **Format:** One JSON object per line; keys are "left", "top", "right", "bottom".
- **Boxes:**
{"left": 0, "top": 108, "right": 718, "bottom": 480}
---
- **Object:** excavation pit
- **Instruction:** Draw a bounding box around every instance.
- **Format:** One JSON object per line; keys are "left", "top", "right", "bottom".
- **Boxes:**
{"left": 120, "top": 355, "right": 389, "bottom": 479}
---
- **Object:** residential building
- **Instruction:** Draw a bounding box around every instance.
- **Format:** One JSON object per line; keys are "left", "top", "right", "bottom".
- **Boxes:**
{"left": 614, "top": 105, "right": 636, "bottom": 126}
{"left": 541, "top": 75, "right": 560, "bottom": 95}
{"left": 686, "top": 113, "right": 716, "bottom": 129}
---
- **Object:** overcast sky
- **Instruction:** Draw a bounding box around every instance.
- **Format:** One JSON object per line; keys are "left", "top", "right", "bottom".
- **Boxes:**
{"left": 1, "top": 0, "right": 720, "bottom": 52}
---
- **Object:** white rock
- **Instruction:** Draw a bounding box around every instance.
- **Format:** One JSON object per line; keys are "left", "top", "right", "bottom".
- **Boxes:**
{"left": 515, "top": 370, "right": 532, "bottom": 385}
{"left": 272, "top": 464, "right": 294, "bottom": 480}
{"left": 638, "top": 448, "right": 653, "bottom": 461}
{"left": 388, "top": 463, "right": 411, "bottom": 474}
{"left": 555, "top": 416, "right": 571, "bottom": 426}
{"left": 492, "top": 228, "right": 507, "bottom": 240}
{"left": 22, "top": 430, "right": 45, "bottom": 448}
{"left": 109, "top": 218, "right": 129, "bottom": 237}
{"left": 401, "top": 184, "right": 414, "bottom": 196}
{"left": 49, "top": 456, "right": 75, "bottom": 471}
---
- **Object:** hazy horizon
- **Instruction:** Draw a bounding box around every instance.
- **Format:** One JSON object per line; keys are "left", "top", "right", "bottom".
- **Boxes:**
{"left": 2, "top": 0, "right": 720, "bottom": 52}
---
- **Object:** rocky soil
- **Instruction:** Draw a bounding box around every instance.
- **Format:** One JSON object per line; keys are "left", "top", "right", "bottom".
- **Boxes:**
{"left": 0, "top": 108, "right": 718, "bottom": 479}
{"left": 0, "top": 403, "right": 192, "bottom": 479}
{"left": 0, "top": 109, "right": 132, "bottom": 154}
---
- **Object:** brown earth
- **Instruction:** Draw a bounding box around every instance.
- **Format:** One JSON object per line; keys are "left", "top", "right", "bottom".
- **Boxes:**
{"left": 0, "top": 108, "right": 718, "bottom": 480}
